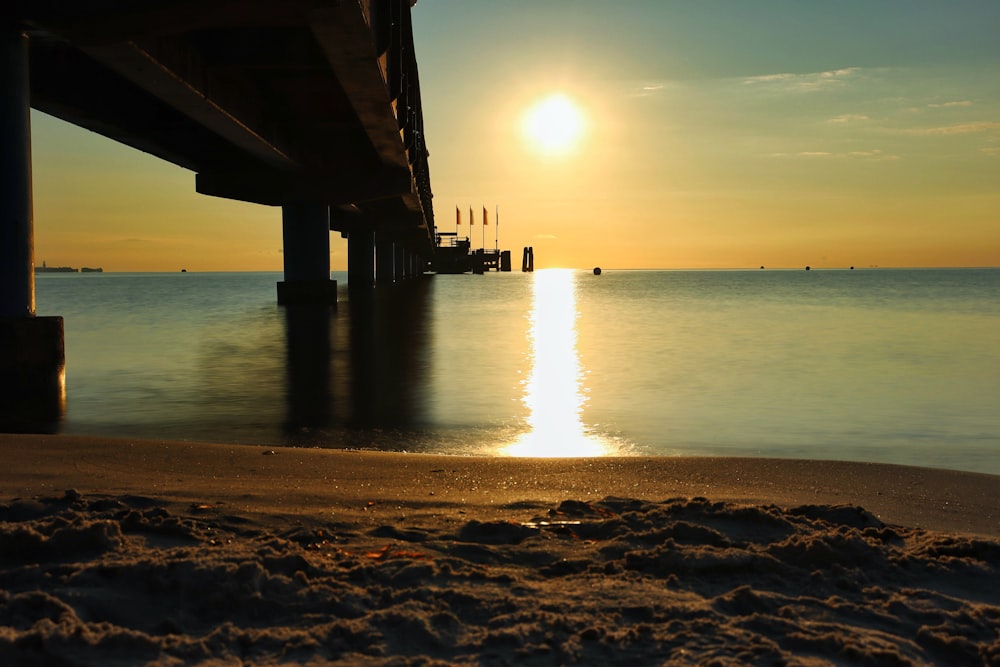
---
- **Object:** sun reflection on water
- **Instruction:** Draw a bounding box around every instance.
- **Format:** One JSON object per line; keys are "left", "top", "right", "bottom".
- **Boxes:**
{"left": 500, "top": 269, "right": 616, "bottom": 457}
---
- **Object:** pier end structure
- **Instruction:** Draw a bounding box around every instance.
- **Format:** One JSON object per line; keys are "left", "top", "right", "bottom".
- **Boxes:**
{"left": 0, "top": 26, "right": 65, "bottom": 432}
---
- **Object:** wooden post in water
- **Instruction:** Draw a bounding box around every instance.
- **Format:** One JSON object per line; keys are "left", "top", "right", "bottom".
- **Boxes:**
{"left": 520, "top": 246, "right": 534, "bottom": 272}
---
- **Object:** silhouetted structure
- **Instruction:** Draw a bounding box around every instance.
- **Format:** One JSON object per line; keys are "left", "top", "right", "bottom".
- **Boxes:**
{"left": 431, "top": 233, "right": 472, "bottom": 274}
{"left": 521, "top": 247, "right": 535, "bottom": 272}
{"left": 1, "top": 0, "right": 435, "bottom": 431}
{"left": 431, "top": 233, "right": 511, "bottom": 274}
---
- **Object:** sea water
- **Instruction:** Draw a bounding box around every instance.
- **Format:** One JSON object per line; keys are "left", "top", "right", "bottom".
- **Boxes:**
{"left": 34, "top": 268, "right": 1000, "bottom": 473}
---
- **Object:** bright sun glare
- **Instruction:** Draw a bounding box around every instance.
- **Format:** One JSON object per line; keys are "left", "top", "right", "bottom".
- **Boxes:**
{"left": 501, "top": 269, "right": 613, "bottom": 457}
{"left": 521, "top": 94, "right": 585, "bottom": 156}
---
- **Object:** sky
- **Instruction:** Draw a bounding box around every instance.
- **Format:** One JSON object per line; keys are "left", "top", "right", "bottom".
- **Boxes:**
{"left": 30, "top": 0, "right": 1000, "bottom": 271}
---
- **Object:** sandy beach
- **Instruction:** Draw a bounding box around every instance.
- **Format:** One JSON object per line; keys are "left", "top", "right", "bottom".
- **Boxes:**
{"left": 2, "top": 435, "right": 998, "bottom": 665}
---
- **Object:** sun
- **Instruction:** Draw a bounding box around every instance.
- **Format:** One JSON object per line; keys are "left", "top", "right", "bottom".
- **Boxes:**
{"left": 521, "top": 94, "right": 586, "bottom": 156}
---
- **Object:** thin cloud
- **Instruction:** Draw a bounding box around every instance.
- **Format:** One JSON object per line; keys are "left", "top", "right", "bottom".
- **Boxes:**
{"left": 743, "top": 67, "right": 861, "bottom": 92}
{"left": 744, "top": 72, "right": 797, "bottom": 84}
{"left": 818, "top": 67, "right": 861, "bottom": 79}
{"left": 629, "top": 82, "right": 666, "bottom": 98}
{"left": 927, "top": 100, "right": 974, "bottom": 108}
{"left": 769, "top": 149, "right": 899, "bottom": 161}
{"left": 847, "top": 149, "right": 900, "bottom": 161}
{"left": 898, "top": 121, "right": 1000, "bottom": 136}
{"left": 904, "top": 100, "right": 976, "bottom": 114}
{"left": 829, "top": 114, "right": 870, "bottom": 124}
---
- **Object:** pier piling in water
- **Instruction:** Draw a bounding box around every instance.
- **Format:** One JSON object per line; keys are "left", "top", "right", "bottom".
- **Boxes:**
{"left": 500, "top": 250, "right": 512, "bottom": 272}
{"left": 277, "top": 204, "right": 338, "bottom": 304}
{"left": 521, "top": 246, "right": 534, "bottom": 272}
{"left": 0, "top": 317, "right": 65, "bottom": 433}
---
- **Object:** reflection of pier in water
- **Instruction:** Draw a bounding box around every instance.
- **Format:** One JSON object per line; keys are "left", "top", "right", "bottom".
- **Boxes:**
{"left": 285, "top": 270, "right": 621, "bottom": 456}
{"left": 283, "top": 281, "right": 431, "bottom": 438}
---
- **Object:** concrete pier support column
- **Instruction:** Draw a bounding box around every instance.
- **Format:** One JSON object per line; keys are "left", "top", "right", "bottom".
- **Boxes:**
{"left": 409, "top": 250, "right": 418, "bottom": 278}
{"left": 375, "top": 236, "right": 395, "bottom": 285}
{"left": 277, "top": 203, "right": 337, "bottom": 304}
{"left": 348, "top": 228, "right": 375, "bottom": 290}
{"left": 1, "top": 27, "right": 34, "bottom": 318}
{"left": 1, "top": 27, "right": 65, "bottom": 432}
{"left": 395, "top": 244, "right": 406, "bottom": 280}
{"left": 0, "top": 317, "right": 65, "bottom": 432}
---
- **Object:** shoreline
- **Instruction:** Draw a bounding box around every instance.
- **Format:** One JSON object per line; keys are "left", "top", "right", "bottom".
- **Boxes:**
{"left": 2, "top": 434, "right": 996, "bottom": 537}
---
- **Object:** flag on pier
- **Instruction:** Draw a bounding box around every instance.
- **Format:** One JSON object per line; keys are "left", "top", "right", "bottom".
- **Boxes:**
{"left": 470, "top": 207, "right": 474, "bottom": 225}
{"left": 483, "top": 207, "right": 488, "bottom": 225}
{"left": 456, "top": 206, "right": 460, "bottom": 225}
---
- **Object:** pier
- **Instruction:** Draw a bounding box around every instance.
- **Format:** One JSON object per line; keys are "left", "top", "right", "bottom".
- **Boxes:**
{"left": 431, "top": 233, "right": 512, "bottom": 275}
{"left": 1, "top": 0, "right": 435, "bottom": 431}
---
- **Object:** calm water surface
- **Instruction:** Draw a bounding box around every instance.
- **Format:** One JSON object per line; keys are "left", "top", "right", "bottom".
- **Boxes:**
{"left": 36, "top": 268, "right": 1000, "bottom": 473}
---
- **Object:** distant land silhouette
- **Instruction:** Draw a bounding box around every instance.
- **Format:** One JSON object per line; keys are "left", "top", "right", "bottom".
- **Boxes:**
{"left": 35, "top": 262, "right": 103, "bottom": 273}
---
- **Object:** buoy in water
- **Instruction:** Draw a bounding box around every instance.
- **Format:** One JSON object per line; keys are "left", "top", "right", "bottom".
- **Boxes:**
{"left": 593, "top": 267, "right": 602, "bottom": 275}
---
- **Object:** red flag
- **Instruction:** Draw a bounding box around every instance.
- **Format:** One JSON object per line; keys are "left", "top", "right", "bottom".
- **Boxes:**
{"left": 456, "top": 206, "right": 461, "bottom": 225}
{"left": 469, "top": 207, "right": 474, "bottom": 225}
{"left": 483, "top": 206, "right": 488, "bottom": 225}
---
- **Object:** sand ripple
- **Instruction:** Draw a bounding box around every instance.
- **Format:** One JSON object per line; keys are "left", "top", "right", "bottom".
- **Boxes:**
{"left": 2, "top": 491, "right": 998, "bottom": 665}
